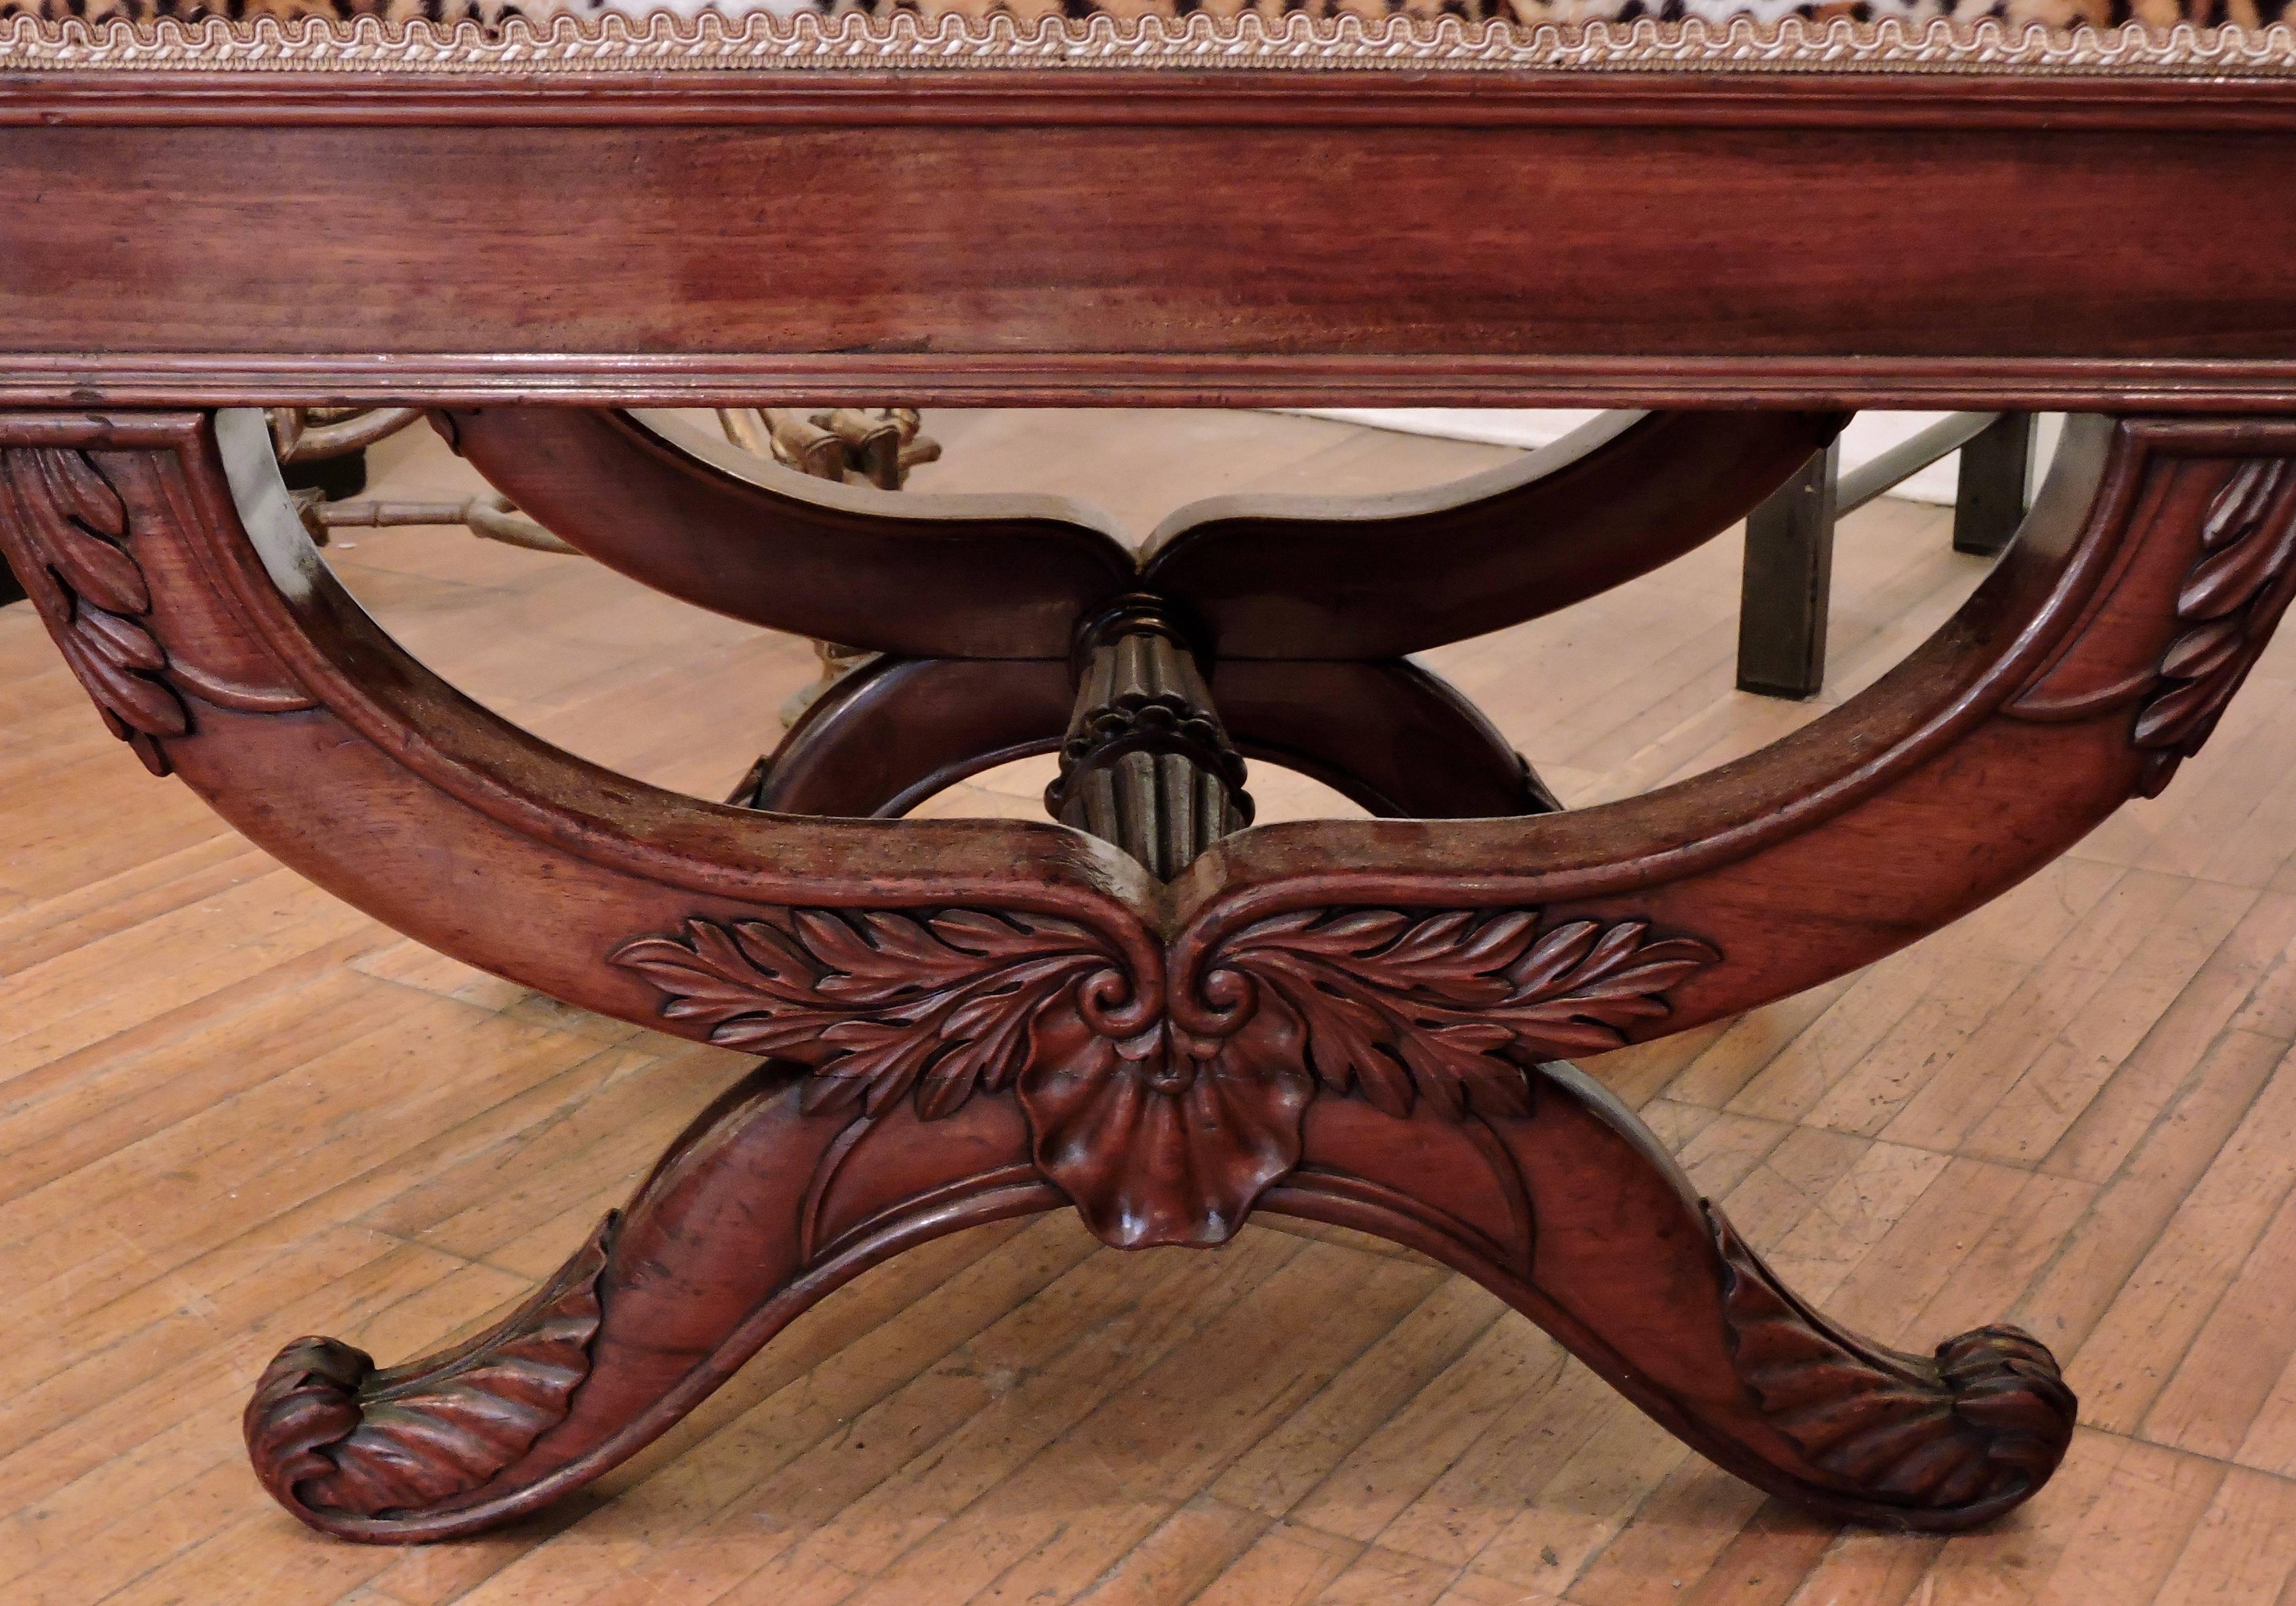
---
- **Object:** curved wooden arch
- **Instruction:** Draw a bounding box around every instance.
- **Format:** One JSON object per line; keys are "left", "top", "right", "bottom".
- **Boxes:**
{"left": 440, "top": 405, "right": 1137, "bottom": 660}
{"left": 747, "top": 652, "right": 1556, "bottom": 821}
{"left": 1139, "top": 408, "right": 1846, "bottom": 658}
{"left": 441, "top": 406, "right": 1842, "bottom": 660}
{"left": 51, "top": 406, "right": 2235, "bottom": 1046}
{"left": 6, "top": 405, "right": 2291, "bottom": 1542}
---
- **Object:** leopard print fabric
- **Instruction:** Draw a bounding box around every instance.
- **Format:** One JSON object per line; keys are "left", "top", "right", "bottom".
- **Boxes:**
{"left": 4, "top": 0, "right": 2290, "bottom": 32}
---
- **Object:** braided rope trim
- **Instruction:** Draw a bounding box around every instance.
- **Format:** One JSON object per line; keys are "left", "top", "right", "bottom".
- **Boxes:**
{"left": 3, "top": 12, "right": 2294, "bottom": 77}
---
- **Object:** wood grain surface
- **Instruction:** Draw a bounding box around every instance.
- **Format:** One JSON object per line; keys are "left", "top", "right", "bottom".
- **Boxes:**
{"left": 5, "top": 109, "right": 2296, "bottom": 408}
{"left": 3, "top": 409, "right": 2294, "bottom": 1597}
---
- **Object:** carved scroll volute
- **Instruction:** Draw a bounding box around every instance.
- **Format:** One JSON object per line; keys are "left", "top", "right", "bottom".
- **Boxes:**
{"left": 1712, "top": 1210, "right": 2075, "bottom": 1519}
{"left": 611, "top": 904, "right": 1720, "bottom": 1250}
{"left": 246, "top": 1217, "right": 613, "bottom": 1521}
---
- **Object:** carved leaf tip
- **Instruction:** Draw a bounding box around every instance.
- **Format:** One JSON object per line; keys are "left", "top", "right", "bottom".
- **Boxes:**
{"left": 245, "top": 1216, "right": 613, "bottom": 1521}
{"left": 612, "top": 909, "right": 1119, "bottom": 1122}
{"left": 1713, "top": 1209, "right": 2073, "bottom": 1518}
{"left": 1216, "top": 908, "right": 1720, "bottom": 1120}
{"left": 2136, "top": 458, "right": 2296, "bottom": 796}
{"left": 1, "top": 447, "right": 188, "bottom": 770}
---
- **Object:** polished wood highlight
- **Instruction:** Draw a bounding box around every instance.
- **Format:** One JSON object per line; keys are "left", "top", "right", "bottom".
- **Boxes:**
{"left": 8, "top": 407, "right": 2296, "bottom": 1600}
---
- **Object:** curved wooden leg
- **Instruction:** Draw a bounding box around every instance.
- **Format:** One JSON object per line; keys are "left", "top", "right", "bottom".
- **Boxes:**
{"left": 245, "top": 1060, "right": 1057, "bottom": 1542}
{"left": 1266, "top": 1062, "right": 2071, "bottom": 1532}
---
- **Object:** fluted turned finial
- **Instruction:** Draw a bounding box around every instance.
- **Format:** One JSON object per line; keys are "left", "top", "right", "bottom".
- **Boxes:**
{"left": 1044, "top": 604, "right": 1253, "bottom": 881}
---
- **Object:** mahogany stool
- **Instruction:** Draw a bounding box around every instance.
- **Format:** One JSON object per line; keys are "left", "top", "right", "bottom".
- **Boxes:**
{"left": 5, "top": 0, "right": 2294, "bottom": 1549}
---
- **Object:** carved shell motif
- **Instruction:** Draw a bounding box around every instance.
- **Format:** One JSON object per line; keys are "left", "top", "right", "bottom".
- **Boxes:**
{"left": 0, "top": 447, "right": 188, "bottom": 775}
{"left": 612, "top": 906, "right": 1718, "bottom": 1248}
{"left": 2135, "top": 458, "right": 2296, "bottom": 796}
{"left": 1712, "top": 1209, "right": 2074, "bottom": 1515}
{"left": 245, "top": 1216, "right": 612, "bottom": 1518}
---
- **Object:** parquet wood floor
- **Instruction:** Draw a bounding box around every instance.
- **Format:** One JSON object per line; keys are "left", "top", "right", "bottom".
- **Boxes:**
{"left": 3, "top": 410, "right": 2293, "bottom": 1604}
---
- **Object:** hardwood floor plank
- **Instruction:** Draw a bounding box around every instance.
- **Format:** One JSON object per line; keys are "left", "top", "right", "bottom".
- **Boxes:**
{"left": 1776, "top": 1531, "right": 1943, "bottom": 1606}
{"left": 1992, "top": 888, "right": 2296, "bottom": 1176}
{"left": 1441, "top": 1395, "right": 1690, "bottom": 1600}
{"left": 1283, "top": 1318, "right": 1569, "bottom": 1546}
{"left": 2021, "top": 1439, "right": 2224, "bottom": 1606}
{"left": 1820, "top": 1156, "right": 2033, "bottom": 1347}
{"left": 1065, "top": 1496, "right": 1272, "bottom": 1606}
{"left": 2069, "top": 1052, "right": 2296, "bottom": 1433}
{"left": 1210, "top": 1276, "right": 1505, "bottom": 1523}
{"left": 2011, "top": 1030, "right": 2288, "bottom": 1354}
{"left": 2138, "top": 1179, "right": 2296, "bottom": 1460}
{"left": 1669, "top": 1498, "right": 1837, "bottom": 1606}
{"left": 1187, "top": 1520, "right": 1363, "bottom": 1606}
{"left": 1560, "top": 1456, "right": 1773, "bottom": 1606}
{"left": 2148, "top": 1465, "right": 2296, "bottom": 1606}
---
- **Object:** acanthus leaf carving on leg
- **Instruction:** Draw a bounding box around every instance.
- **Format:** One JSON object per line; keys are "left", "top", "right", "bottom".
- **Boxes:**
{"left": 2004, "top": 436, "right": 2296, "bottom": 799}
{"left": 2133, "top": 457, "right": 2296, "bottom": 795}
{"left": 245, "top": 1215, "right": 613, "bottom": 1522}
{"left": 610, "top": 905, "right": 1720, "bottom": 1249}
{"left": 0, "top": 445, "right": 188, "bottom": 775}
{"left": 1711, "top": 1207, "right": 2075, "bottom": 1516}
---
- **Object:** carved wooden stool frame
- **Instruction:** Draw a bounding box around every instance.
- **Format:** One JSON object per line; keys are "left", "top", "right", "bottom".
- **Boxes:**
{"left": 8, "top": 15, "right": 2296, "bottom": 1546}
{"left": 7, "top": 391, "right": 2291, "bottom": 1544}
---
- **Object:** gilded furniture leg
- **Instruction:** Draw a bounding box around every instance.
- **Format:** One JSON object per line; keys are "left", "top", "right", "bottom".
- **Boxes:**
{"left": 3, "top": 407, "right": 2289, "bottom": 1541}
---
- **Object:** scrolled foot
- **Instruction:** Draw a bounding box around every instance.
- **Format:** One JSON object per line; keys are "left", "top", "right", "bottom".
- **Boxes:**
{"left": 1714, "top": 1209, "right": 2075, "bottom": 1525}
{"left": 245, "top": 1216, "right": 612, "bottom": 1529}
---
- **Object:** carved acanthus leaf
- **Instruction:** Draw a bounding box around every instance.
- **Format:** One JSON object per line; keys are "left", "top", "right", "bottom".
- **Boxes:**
{"left": 1713, "top": 1208, "right": 2074, "bottom": 1513}
{"left": 610, "top": 909, "right": 1126, "bottom": 1120}
{"left": 2134, "top": 459, "right": 2296, "bottom": 795}
{"left": 1210, "top": 910, "right": 1721, "bottom": 1120}
{"left": 245, "top": 1216, "right": 612, "bottom": 1516}
{"left": 612, "top": 905, "right": 1719, "bottom": 1248}
{"left": 0, "top": 447, "right": 187, "bottom": 775}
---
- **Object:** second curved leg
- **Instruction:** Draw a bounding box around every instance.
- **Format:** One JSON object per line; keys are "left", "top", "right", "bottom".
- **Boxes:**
{"left": 1265, "top": 1062, "right": 2074, "bottom": 1531}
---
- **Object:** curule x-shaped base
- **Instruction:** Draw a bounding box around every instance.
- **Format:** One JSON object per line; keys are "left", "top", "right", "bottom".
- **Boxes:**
{"left": 6, "top": 406, "right": 2295, "bottom": 1541}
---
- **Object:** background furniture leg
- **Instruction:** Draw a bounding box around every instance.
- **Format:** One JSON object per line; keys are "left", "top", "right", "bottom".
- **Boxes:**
{"left": 1955, "top": 411, "right": 2038, "bottom": 557}
{"left": 1736, "top": 440, "right": 1840, "bottom": 699}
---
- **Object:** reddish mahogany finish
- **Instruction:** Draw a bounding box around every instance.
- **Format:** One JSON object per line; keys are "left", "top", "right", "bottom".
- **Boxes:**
{"left": 6, "top": 55, "right": 2295, "bottom": 1552}
{"left": 5, "top": 75, "right": 2296, "bottom": 409}
{"left": 7, "top": 402, "right": 2292, "bottom": 1540}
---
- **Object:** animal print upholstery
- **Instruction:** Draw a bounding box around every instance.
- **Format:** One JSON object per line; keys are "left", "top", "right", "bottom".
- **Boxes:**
{"left": 3, "top": 0, "right": 2291, "bottom": 32}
